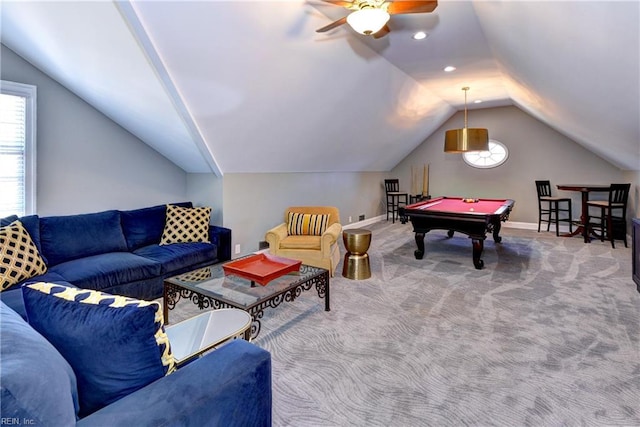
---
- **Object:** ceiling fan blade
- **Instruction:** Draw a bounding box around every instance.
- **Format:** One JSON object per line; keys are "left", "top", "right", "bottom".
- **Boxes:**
{"left": 373, "top": 25, "right": 391, "bottom": 39}
{"left": 320, "top": 0, "right": 358, "bottom": 8}
{"left": 387, "top": 0, "right": 438, "bottom": 15}
{"left": 316, "top": 16, "right": 348, "bottom": 33}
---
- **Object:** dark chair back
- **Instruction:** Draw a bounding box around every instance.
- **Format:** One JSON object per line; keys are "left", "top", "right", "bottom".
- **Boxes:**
{"left": 609, "top": 183, "right": 631, "bottom": 208}
{"left": 535, "top": 180, "right": 552, "bottom": 198}
{"left": 385, "top": 179, "right": 400, "bottom": 194}
{"left": 605, "top": 183, "right": 631, "bottom": 247}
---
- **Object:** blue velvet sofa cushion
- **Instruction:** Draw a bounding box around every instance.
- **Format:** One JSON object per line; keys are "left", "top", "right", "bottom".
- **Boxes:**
{"left": 49, "top": 252, "right": 162, "bottom": 292}
{"left": 76, "top": 339, "right": 272, "bottom": 427}
{"left": 0, "top": 215, "right": 18, "bottom": 225}
{"left": 134, "top": 242, "right": 217, "bottom": 274}
{"left": 0, "top": 287, "right": 27, "bottom": 318}
{"left": 22, "top": 283, "right": 176, "bottom": 418}
{"left": 40, "top": 210, "right": 128, "bottom": 266}
{"left": 0, "top": 301, "right": 79, "bottom": 425}
{"left": 120, "top": 202, "right": 192, "bottom": 251}
{"left": 0, "top": 271, "right": 70, "bottom": 319}
{"left": 19, "top": 215, "right": 46, "bottom": 265}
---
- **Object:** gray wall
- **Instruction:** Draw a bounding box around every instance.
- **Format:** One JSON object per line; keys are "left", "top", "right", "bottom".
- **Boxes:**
{"left": 186, "top": 173, "right": 224, "bottom": 225}
{"left": 1, "top": 44, "right": 188, "bottom": 216}
{"left": 222, "top": 172, "right": 386, "bottom": 256}
{"left": 392, "top": 106, "right": 625, "bottom": 225}
{"left": 184, "top": 172, "right": 386, "bottom": 257}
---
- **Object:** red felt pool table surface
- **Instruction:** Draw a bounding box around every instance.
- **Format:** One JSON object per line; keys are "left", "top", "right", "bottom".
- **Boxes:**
{"left": 408, "top": 197, "right": 512, "bottom": 216}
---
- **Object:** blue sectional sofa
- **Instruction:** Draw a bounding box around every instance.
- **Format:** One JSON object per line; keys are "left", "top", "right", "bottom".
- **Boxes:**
{"left": 0, "top": 300, "right": 272, "bottom": 426}
{"left": 0, "top": 202, "right": 231, "bottom": 318}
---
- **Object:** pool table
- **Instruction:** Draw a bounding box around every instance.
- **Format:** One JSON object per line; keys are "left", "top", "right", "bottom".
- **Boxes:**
{"left": 399, "top": 197, "right": 515, "bottom": 269}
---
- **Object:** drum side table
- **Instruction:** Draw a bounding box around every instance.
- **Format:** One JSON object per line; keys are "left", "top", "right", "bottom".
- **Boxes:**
{"left": 342, "top": 228, "right": 372, "bottom": 280}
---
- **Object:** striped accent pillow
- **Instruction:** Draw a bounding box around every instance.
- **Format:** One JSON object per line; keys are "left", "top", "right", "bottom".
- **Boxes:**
{"left": 287, "top": 213, "right": 330, "bottom": 236}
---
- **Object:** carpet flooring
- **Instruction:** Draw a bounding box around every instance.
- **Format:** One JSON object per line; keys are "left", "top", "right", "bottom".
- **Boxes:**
{"left": 168, "top": 221, "right": 640, "bottom": 426}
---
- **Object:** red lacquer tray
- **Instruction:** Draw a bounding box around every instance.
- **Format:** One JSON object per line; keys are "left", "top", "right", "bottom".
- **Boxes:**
{"left": 222, "top": 253, "right": 302, "bottom": 286}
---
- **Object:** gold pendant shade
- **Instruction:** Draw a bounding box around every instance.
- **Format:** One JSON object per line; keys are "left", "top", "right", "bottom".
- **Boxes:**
{"left": 444, "top": 87, "right": 489, "bottom": 153}
{"left": 444, "top": 128, "right": 489, "bottom": 153}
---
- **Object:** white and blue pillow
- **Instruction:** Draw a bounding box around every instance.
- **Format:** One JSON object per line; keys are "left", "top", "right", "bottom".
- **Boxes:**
{"left": 22, "top": 283, "right": 175, "bottom": 417}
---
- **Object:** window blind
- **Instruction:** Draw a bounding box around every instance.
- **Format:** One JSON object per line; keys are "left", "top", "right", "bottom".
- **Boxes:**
{"left": 0, "top": 93, "right": 27, "bottom": 217}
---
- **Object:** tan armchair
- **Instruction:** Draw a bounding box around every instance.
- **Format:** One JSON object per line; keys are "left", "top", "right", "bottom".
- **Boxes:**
{"left": 265, "top": 206, "right": 342, "bottom": 276}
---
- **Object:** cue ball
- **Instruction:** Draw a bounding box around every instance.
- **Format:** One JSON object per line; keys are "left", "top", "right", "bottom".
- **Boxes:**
{"left": 470, "top": 208, "right": 474, "bottom": 211}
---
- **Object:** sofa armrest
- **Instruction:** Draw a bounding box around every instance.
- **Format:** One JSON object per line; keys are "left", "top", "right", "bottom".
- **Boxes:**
{"left": 210, "top": 225, "right": 232, "bottom": 261}
{"left": 77, "top": 340, "right": 271, "bottom": 427}
{"left": 321, "top": 222, "right": 342, "bottom": 256}
{"left": 265, "top": 223, "right": 288, "bottom": 250}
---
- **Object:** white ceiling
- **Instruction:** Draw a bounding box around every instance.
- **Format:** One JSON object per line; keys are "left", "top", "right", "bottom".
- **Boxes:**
{"left": 1, "top": 1, "right": 638, "bottom": 175}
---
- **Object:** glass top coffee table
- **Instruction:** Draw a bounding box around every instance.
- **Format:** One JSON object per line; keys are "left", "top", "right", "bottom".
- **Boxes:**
{"left": 165, "top": 308, "right": 251, "bottom": 366}
{"left": 163, "top": 256, "right": 330, "bottom": 339}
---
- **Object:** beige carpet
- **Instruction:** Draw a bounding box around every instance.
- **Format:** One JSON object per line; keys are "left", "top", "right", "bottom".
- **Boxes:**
{"left": 166, "top": 221, "right": 640, "bottom": 426}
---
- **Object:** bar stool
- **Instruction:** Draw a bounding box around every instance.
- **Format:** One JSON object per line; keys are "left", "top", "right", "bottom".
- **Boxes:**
{"left": 384, "top": 179, "right": 408, "bottom": 224}
{"left": 586, "top": 183, "right": 631, "bottom": 248}
{"left": 535, "top": 180, "right": 573, "bottom": 236}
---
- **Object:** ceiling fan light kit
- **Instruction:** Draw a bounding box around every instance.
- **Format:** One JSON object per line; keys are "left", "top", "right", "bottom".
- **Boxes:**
{"left": 444, "top": 87, "right": 490, "bottom": 153}
{"left": 316, "top": 0, "right": 438, "bottom": 38}
{"left": 346, "top": 8, "right": 390, "bottom": 35}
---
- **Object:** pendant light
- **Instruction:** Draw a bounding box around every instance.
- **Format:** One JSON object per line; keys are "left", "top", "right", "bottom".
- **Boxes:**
{"left": 444, "top": 87, "right": 489, "bottom": 153}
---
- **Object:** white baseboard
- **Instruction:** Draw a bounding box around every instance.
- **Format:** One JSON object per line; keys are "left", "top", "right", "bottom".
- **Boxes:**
{"left": 503, "top": 221, "right": 570, "bottom": 231}
{"left": 342, "top": 215, "right": 386, "bottom": 230}
{"left": 502, "top": 221, "right": 538, "bottom": 230}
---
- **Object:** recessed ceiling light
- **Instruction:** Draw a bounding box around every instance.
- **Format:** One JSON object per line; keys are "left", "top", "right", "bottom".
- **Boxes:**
{"left": 412, "top": 31, "right": 427, "bottom": 40}
{"left": 444, "top": 66, "right": 456, "bottom": 72}
{"left": 474, "top": 99, "right": 483, "bottom": 104}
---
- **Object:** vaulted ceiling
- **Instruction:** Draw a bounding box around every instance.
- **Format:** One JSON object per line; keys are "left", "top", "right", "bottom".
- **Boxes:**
{"left": 1, "top": 1, "right": 638, "bottom": 175}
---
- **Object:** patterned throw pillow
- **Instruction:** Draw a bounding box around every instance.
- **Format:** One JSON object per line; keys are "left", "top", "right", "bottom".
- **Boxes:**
{"left": 176, "top": 266, "right": 212, "bottom": 282}
{"left": 287, "top": 213, "right": 330, "bottom": 236}
{"left": 22, "top": 283, "right": 176, "bottom": 417}
{"left": 160, "top": 205, "right": 211, "bottom": 245}
{"left": 0, "top": 220, "right": 47, "bottom": 292}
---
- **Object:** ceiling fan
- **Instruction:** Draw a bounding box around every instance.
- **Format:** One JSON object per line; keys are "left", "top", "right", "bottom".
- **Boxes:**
{"left": 315, "top": 0, "right": 438, "bottom": 39}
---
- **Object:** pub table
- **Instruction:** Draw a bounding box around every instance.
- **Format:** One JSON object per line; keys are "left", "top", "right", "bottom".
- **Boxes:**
{"left": 556, "top": 184, "right": 610, "bottom": 243}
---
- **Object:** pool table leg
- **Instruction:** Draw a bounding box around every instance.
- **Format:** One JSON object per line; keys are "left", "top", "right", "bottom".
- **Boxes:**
{"left": 492, "top": 221, "right": 503, "bottom": 243}
{"left": 414, "top": 232, "right": 425, "bottom": 259}
{"left": 472, "top": 238, "right": 485, "bottom": 269}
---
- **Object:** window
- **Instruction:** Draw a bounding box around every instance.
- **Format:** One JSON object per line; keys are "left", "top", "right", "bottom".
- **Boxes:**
{"left": 462, "top": 139, "right": 508, "bottom": 169}
{"left": 0, "top": 80, "right": 36, "bottom": 217}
